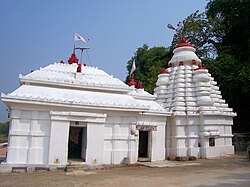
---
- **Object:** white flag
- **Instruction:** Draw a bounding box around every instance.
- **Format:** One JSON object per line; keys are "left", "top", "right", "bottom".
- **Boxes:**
{"left": 74, "top": 33, "right": 87, "bottom": 42}
{"left": 130, "top": 60, "right": 136, "bottom": 75}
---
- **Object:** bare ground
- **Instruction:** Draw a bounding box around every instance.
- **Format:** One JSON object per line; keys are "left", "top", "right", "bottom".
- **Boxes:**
{"left": 0, "top": 153, "right": 250, "bottom": 187}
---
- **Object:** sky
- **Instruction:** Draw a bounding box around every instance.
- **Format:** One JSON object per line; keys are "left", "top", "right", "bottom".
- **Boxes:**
{"left": 0, "top": 0, "right": 207, "bottom": 122}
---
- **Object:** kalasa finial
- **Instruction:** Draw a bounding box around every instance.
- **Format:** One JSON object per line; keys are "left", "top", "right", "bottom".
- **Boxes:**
{"left": 68, "top": 53, "right": 79, "bottom": 64}
{"left": 175, "top": 36, "right": 193, "bottom": 48}
{"left": 181, "top": 36, "right": 186, "bottom": 43}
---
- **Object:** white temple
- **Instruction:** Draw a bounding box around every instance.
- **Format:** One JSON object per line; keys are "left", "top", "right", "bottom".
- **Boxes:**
{"left": 155, "top": 38, "right": 236, "bottom": 159}
{"left": 1, "top": 38, "right": 235, "bottom": 170}
{"left": 1, "top": 53, "right": 169, "bottom": 169}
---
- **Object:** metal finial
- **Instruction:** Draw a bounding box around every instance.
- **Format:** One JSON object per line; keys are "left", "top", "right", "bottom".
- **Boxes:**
{"left": 167, "top": 21, "right": 185, "bottom": 41}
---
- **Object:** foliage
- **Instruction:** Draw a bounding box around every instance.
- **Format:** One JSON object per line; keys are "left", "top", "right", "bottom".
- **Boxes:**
{"left": 125, "top": 44, "right": 172, "bottom": 93}
{"left": 206, "top": 0, "right": 250, "bottom": 61}
{"left": 0, "top": 122, "right": 9, "bottom": 136}
{"left": 204, "top": 54, "right": 239, "bottom": 104}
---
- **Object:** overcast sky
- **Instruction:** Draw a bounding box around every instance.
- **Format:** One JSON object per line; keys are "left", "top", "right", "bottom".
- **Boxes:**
{"left": 0, "top": 0, "right": 207, "bottom": 122}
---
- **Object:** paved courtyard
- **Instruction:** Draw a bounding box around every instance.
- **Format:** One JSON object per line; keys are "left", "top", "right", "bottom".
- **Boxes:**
{"left": 0, "top": 153, "right": 250, "bottom": 187}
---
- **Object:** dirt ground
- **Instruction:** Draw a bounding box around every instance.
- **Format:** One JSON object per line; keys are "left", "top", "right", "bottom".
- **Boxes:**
{"left": 0, "top": 153, "right": 250, "bottom": 187}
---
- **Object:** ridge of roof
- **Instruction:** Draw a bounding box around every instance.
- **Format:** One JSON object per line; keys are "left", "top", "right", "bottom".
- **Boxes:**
{"left": 2, "top": 84, "right": 148, "bottom": 110}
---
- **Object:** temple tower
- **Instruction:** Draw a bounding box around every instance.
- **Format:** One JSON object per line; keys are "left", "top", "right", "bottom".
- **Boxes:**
{"left": 155, "top": 38, "right": 236, "bottom": 158}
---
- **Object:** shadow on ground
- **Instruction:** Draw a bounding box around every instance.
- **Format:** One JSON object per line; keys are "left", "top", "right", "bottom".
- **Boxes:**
{"left": 196, "top": 172, "right": 250, "bottom": 187}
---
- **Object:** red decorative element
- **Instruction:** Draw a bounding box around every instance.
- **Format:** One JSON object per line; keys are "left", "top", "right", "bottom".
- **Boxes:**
{"left": 77, "top": 64, "right": 82, "bottom": 72}
{"left": 60, "top": 60, "right": 65, "bottom": 64}
{"left": 179, "top": 61, "right": 184, "bottom": 66}
{"left": 181, "top": 37, "right": 186, "bottom": 43}
{"left": 175, "top": 36, "right": 193, "bottom": 48}
{"left": 168, "top": 63, "right": 172, "bottom": 67}
{"left": 83, "top": 64, "right": 87, "bottom": 66}
{"left": 137, "top": 81, "right": 143, "bottom": 89}
{"left": 161, "top": 67, "right": 169, "bottom": 74}
{"left": 128, "top": 74, "right": 137, "bottom": 87}
{"left": 161, "top": 67, "right": 166, "bottom": 74}
{"left": 192, "top": 59, "right": 196, "bottom": 65}
{"left": 194, "top": 63, "right": 206, "bottom": 70}
{"left": 68, "top": 53, "right": 79, "bottom": 64}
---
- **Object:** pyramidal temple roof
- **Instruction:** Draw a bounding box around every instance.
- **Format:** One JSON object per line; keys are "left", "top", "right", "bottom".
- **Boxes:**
{"left": 19, "top": 63, "right": 132, "bottom": 93}
{"left": 155, "top": 38, "right": 236, "bottom": 117}
{"left": 2, "top": 57, "right": 168, "bottom": 114}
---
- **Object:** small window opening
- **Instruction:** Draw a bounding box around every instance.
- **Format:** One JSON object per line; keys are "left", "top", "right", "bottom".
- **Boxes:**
{"left": 209, "top": 138, "right": 215, "bottom": 147}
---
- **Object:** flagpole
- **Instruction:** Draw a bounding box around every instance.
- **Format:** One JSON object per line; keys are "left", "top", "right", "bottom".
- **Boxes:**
{"left": 73, "top": 33, "right": 90, "bottom": 64}
{"left": 80, "top": 49, "right": 83, "bottom": 63}
{"left": 73, "top": 44, "right": 76, "bottom": 54}
{"left": 75, "top": 47, "right": 90, "bottom": 64}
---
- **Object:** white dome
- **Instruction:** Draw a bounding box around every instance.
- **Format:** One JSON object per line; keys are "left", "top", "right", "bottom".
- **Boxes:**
{"left": 169, "top": 46, "right": 201, "bottom": 66}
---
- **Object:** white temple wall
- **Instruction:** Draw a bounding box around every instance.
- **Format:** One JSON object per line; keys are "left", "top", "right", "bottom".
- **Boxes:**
{"left": 103, "top": 115, "right": 138, "bottom": 164}
{"left": 7, "top": 106, "right": 129, "bottom": 166}
{"left": 6, "top": 103, "right": 168, "bottom": 166}
{"left": 7, "top": 108, "right": 51, "bottom": 165}
{"left": 49, "top": 110, "right": 107, "bottom": 166}
{"left": 150, "top": 125, "right": 165, "bottom": 161}
{"left": 137, "top": 114, "right": 166, "bottom": 161}
{"left": 166, "top": 115, "right": 201, "bottom": 158}
{"left": 48, "top": 120, "right": 70, "bottom": 166}
{"left": 200, "top": 147, "right": 220, "bottom": 158}
{"left": 199, "top": 114, "right": 234, "bottom": 158}
{"left": 102, "top": 113, "right": 167, "bottom": 164}
{"left": 165, "top": 114, "right": 234, "bottom": 158}
{"left": 6, "top": 104, "right": 108, "bottom": 166}
{"left": 86, "top": 123, "right": 104, "bottom": 164}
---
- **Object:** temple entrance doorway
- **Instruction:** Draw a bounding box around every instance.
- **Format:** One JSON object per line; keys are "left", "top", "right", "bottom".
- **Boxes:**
{"left": 138, "top": 130, "right": 150, "bottom": 161}
{"left": 68, "top": 123, "right": 87, "bottom": 162}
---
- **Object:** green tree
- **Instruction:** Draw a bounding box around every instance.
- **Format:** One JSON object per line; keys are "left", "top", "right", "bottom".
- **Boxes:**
{"left": 206, "top": 0, "right": 250, "bottom": 61}
{"left": 0, "top": 122, "right": 9, "bottom": 136}
{"left": 125, "top": 45, "right": 172, "bottom": 93}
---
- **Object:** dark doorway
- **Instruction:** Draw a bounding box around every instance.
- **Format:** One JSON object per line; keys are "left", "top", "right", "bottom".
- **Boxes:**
{"left": 138, "top": 131, "right": 149, "bottom": 158}
{"left": 68, "top": 127, "right": 83, "bottom": 159}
